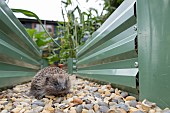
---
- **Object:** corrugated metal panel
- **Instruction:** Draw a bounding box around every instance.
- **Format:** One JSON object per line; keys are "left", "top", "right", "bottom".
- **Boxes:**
{"left": 137, "top": 0, "right": 170, "bottom": 108}
{"left": 0, "top": 1, "right": 42, "bottom": 88}
{"left": 76, "top": 0, "right": 138, "bottom": 93}
{"left": 68, "top": 58, "right": 77, "bottom": 74}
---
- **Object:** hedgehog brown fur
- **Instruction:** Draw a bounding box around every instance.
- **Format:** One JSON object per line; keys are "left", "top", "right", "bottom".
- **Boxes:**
{"left": 30, "top": 67, "right": 71, "bottom": 99}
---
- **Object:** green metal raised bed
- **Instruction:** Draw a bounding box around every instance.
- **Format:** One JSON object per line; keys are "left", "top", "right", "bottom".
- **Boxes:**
{"left": 69, "top": 0, "right": 170, "bottom": 108}
{"left": 0, "top": 0, "right": 42, "bottom": 88}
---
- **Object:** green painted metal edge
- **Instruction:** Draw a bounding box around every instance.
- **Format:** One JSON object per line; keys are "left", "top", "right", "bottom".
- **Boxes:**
{"left": 0, "top": 1, "right": 42, "bottom": 89}
{"left": 77, "top": 33, "right": 136, "bottom": 66}
{"left": 137, "top": 0, "right": 170, "bottom": 108}
{"left": 0, "top": 1, "right": 41, "bottom": 56}
{"left": 67, "top": 58, "right": 73, "bottom": 74}
{"left": 78, "top": 25, "right": 137, "bottom": 61}
{"left": 77, "top": 68, "right": 138, "bottom": 88}
{"left": 68, "top": 58, "right": 77, "bottom": 74}
{"left": 75, "top": 0, "right": 138, "bottom": 92}
{"left": 77, "top": 0, "right": 136, "bottom": 58}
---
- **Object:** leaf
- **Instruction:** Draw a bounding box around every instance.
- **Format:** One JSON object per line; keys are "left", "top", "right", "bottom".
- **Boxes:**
{"left": 47, "top": 54, "right": 60, "bottom": 63}
{"left": 12, "top": 9, "right": 40, "bottom": 21}
{"left": 61, "top": 1, "right": 68, "bottom": 5}
{"left": 67, "top": 0, "right": 72, "bottom": 5}
{"left": 36, "top": 37, "right": 52, "bottom": 47}
{"left": 34, "top": 31, "right": 47, "bottom": 39}
{"left": 89, "top": 8, "right": 99, "bottom": 16}
{"left": 26, "top": 29, "right": 36, "bottom": 38}
{"left": 61, "top": 0, "right": 72, "bottom": 7}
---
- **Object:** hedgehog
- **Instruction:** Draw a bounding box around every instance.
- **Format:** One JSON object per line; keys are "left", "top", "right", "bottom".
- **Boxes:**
{"left": 30, "top": 66, "right": 71, "bottom": 99}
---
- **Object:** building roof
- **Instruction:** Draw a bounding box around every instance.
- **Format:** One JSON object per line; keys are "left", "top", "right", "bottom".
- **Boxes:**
{"left": 18, "top": 18, "right": 59, "bottom": 25}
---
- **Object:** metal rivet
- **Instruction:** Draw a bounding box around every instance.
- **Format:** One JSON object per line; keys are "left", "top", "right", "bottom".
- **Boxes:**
{"left": 134, "top": 26, "right": 137, "bottom": 31}
{"left": 134, "top": 62, "right": 138, "bottom": 68}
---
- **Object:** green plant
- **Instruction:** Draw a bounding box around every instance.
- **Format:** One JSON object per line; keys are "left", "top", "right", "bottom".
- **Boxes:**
{"left": 12, "top": 0, "right": 124, "bottom": 65}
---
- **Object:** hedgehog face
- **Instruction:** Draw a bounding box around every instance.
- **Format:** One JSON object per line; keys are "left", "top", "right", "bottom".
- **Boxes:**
{"left": 46, "top": 74, "right": 69, "bottom": 92}
{"left": 56, "top": 74, "right": 68, "bottom": 90}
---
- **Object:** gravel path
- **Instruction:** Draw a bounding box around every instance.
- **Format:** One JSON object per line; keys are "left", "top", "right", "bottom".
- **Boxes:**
{"left": 0, "top": 75, "right": 169, "bottom": 113}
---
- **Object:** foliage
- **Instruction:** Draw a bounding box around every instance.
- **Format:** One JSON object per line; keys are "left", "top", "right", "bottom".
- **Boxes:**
{"left": 58, "top": 0, "right": 124, "bottom": 62}
{"left": 101, "top": 0, "right": 124, "bottom": 22}
{"left": 12, "top": 9, "right": 60, "bottom": 47}
{"left": 12, "top": 0, "right": 124, "bottom": 65}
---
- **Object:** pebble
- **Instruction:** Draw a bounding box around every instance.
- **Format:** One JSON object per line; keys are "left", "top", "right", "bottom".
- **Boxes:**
{"left": 132, "top": 110, "right": 145, "bottom": 113}
{"left": 45, "top": 95, "right": 55, "bottom": 99}
{"left": 99, "top": 105, "right": 109, "bottom": 113}
{"left": 88, "top": 109, "right": 95, "bottom": 113}
{"left": 81, "top": 109, "right": 88, "bottom": 113}
{"left": 84, "top": 104, "right": 93, "bottom": 110}
{"left": 0, "top": 75, "right": 168, "bottom": 112}
{"left": 90, "top": 87, "right": 98, "bottom": 92}
{"left": 54, "top": 97, "right": 64, "bottom": 103}
{"left": 34, "top": 106, "right": 44, "bottom": 112}
{"left": 98, "top": 101, "right": 108, "bottom": 107}
{"left": 69, "top": 107, "right": 77, "bottom": 113}
{"left": 110, "top": 88, "right": 115, "bottom": 93}
{"left": 76, "top": 105, "right": 83, "bottom": 113}
{"left": 116, "top": 102, "right": 129, "bottom": 112}
{"left": 129, "top": 100, "right": 137, "bottom": 108}
{"left": 126, "top": 96, "right": 136, "bottom": 101}
{"left": 11, "top": 107, "right": 22, "bottom": 113}
{"left": 93, "top": 104, "right": 100, "bottom": 112}
{"left": 120, "top": 92, "right": 128, "bottom": 98}
{"left": 1, "top": 110, "right": 8, "bottom": 113}
{"left": 73, "top": 97, "right": 83, "bottom": 104}
{"left": 94, "top": 92, "right": 102, "bottom": 98}
{"left": 32, "top": 100, "right": 45, "bottom": 107}
{"left": 115, "top": 88, "right": 121, "bottom": 95}
{"left": 0, "top": 100, "right": 8, "bottom": 105}
{"left": 98, "top": 89, "right": 104, "bottom": 94}
{"left": 105, "top": 90, "right": 111, "bottom": 97}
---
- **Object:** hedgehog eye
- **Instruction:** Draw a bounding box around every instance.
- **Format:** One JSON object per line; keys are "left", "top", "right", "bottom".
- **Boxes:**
{"left": 46, "top": 77, "right": 49, "bottom": 81}
{"left": 54, "top": 82, "right": 59, "bottom": 86}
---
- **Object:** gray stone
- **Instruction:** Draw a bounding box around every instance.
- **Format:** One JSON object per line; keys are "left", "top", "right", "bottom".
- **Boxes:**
{"left": 54, "top": 97, "right": 64, "bottom": 104}
{"left": 109, "top": 102, "right": 117, "bottom": 106}
{"left": 32, "top": 100, "right": 45, "bottom": 107}
{"left": 116, "top": 102, "right": 129, "bottom": 112}
{"left": 13, "top": 102, "right": 20, "bottom": 107}
{"left": 117, "top": 98, "right": 124, "bottom": 104}
{"left": 110, "top": 89, "right": 115, "bottom": 93}
{"left": 76, "top": 105, "right": 83, "bottom": 113}
{"left": 120, "top": 92, "right": 128, "bottom": 98}
{"left": 129, "top": 100, "right": 137, "bottom": 108}
{"left": 90, "top": 87, "right": 98, "bottom": 92}
{"left": 59, "top": 104, "right": 69, "bottom": 109}
{"left": 99, "top": 106, "right": 109, "bottom": 113}
{"left": 84, "top": 104, "right": 93, "bottom": 110}
{"left": 98, "top": 101, "right": 108, "bottom": 107}
{"left": 85, "top": 99, "right": 92, "bottom": 104}
{"left": 31, "top": 104, "right": 38, "bottom": 108}
{"left": 94, "top": 92, "right": 102, "bottom": 99}
{"left": 112, "top": 99, "right": 118, "bottom": 103}
{"left": 162, "top": 110, "right": 170, "bottom": 113}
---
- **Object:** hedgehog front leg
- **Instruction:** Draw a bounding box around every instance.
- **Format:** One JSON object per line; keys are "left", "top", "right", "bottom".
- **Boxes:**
{"left": 34, "top": 89, "right": 46, "bottom": 99}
